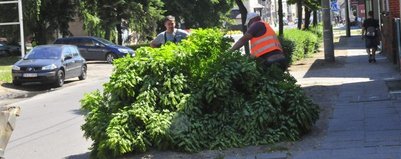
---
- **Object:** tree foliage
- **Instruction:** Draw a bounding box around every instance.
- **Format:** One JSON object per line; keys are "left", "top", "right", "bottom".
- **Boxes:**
{"left": 162, "top": 0, "right": 234, "bottom": 29}
{"left": 1, "top": 0, "right": 238, "bottom": 44}
{"left": 0, "top": 0, "right": 76, "bottom": 45}
{"left": 26, "top": 0, "right": 76, "bottom": 44}
{"left": 287, "top": 0, "right": 320, "bottom": 29}
{"left": 78, "top": 0, "right": 165, "bottom": 42}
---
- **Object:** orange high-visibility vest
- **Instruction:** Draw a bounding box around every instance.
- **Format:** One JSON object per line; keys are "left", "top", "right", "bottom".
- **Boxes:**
{"left": 250, "top": 21, "right": 283, "bottom": 57}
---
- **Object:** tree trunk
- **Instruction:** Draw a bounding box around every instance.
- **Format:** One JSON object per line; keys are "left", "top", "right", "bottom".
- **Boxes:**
{"left": 278, "top": 0, "right": 284, "bottom": 36}
{"left": 34, "top": 23, "right": 47, "bottom": 45}
{"left": 345, "top": 0, "right": 351, "bottom": 36}
{"left": 235, "top": 0, "right": 248, "bottom": 33}
{"left": 304, "top": 7, "right": 311, "bottom": 30}
{"left": 313, "top": 10, "right": 318, "bottom": 26}
{"left": 235, "top": 0, "right": 250, "bottom": 55}
{"left": 116, "top": 24, "right": 122, "bottom": 45}
{"left": 297, "top": 0, "right": 302, "bottom": 29}
{"left": 322, "top": 0, "right": 335, "bottom": 62}
{"left": 105, "top": 24, "right": 111, "bottom": 41}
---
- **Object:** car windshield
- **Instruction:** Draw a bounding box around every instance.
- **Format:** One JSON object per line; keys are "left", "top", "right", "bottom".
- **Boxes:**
{"left": 94, "top": 37, "right": 115, "bottom": 45}
{"left": 25, "top": 46, "right": 61, "bottom": 59}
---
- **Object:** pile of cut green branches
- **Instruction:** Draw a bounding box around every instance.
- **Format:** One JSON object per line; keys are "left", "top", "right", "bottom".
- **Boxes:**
{"left": 81, "top": 28, "right": 319, "bottom": 159}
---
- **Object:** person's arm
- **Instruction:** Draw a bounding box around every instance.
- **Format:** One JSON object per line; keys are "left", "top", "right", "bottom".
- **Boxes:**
{"left": 150, "top": 33, "right": 164, "bottom": 48}
{"left": 228, "top": 33, "right": 253, "bottom": 52}
{"left": 361, "top": 27, "right": 365, "bottom": 38}
{"left": 361, "top": 21, "right": 366, "bottom": 39}
{"left": 181, "top": 29, "right": 190, "bottom": 38}
{"left": 376, "top": 21, "right": 382, "bottom": 41}
{"left": 176, "top": 29, "right": 190, "bottom": 42}
{"left": 150, "top": 40, "right": 160, "bottom": 48}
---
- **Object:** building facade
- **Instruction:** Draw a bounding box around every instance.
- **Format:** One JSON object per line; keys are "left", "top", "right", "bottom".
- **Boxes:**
{"left": 378, "top": 0, "right": 401, "bottom": 71}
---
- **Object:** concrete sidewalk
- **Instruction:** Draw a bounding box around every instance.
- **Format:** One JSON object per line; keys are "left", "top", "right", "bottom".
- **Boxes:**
{"left": 288, "top": 35, "right": 401, "bottom": 159}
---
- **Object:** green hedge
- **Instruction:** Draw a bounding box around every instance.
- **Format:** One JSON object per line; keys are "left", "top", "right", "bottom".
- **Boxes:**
{"left": 307, "top": 24, "right": 323, "bottom": 39}
{"left": 81, "top": 29, "right": 319, "bottom": 159}
{"left": 279, "top": 28, "right": 320, "bottom": 63}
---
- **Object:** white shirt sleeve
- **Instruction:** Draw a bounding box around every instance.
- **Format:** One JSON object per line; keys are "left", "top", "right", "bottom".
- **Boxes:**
{"left": 151, "top": 32, "right": 165, "bottom": 47}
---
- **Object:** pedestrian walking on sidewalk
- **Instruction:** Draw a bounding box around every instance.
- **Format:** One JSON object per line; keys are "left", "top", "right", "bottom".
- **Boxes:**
{"left": 362, "top": 11, "right": 381, "bottom": 63}
{"left": 228, "top": 12, "right": 287, "bottom": 71}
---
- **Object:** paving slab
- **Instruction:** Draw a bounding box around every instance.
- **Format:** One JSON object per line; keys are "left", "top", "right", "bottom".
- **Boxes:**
{"left": 289, "top": 32, "right": 401, "bottom": 159}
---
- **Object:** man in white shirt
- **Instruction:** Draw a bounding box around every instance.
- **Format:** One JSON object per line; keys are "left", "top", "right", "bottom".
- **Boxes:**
{"left": 150, "top": 15, "right": 189, "bottom": 48}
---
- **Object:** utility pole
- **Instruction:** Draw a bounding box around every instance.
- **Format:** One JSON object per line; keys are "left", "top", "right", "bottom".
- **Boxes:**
{"left": 322, "top": 0, "right": 335, "bottom": 62}
{"left": 345, "top": 0, "right": 351, "bottom": 36}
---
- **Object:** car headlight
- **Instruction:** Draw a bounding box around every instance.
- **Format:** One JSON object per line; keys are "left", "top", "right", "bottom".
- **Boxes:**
{"left": 118, "top": 48, "right": 129, "bottom": 53}
{"left": 42, "top": 64, "right": 57, "bottom": 70}
{"left": 12, "top": 65, "right": 20, "bottom": 71}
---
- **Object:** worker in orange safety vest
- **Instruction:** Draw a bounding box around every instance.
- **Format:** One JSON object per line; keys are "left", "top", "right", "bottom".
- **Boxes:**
{"left": 228, "top": 12, "right": 288, "bottom": 71}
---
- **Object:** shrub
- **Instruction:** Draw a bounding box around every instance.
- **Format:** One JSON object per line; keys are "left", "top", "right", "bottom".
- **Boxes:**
{"left": 278, "top": 36, "right": 295, "bottom": 64}
{"left": 307, "top": 24, "right": 323, "bottom": 49}
{"left": 280, "top": 29, "right": 319, "bottom": 62}
{"left": 308, "top": 24, "right": 323, "bottom": 39}
{"left": 81, "top": 28, "right": 319, "bottom": 159}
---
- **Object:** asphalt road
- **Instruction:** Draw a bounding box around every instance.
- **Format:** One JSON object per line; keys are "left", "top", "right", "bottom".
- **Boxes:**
{"left": 3, "top": 61, "right": 113, "bottom": 159}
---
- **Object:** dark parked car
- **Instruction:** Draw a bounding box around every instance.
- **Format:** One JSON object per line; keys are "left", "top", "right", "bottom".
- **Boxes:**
{"left": 0, "top": 43, "right": 21, "bottom": 56}
{"left": 0, "top": 43, "right": 10, "bottom": 56}
{"left": 11, "top": 45, "right": 87, "bottom": 87}
{"left": 54, "top": 36, "right": 135, "bottom": 63}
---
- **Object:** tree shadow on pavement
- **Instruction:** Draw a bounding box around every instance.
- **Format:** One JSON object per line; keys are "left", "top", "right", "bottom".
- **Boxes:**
{"left": 1, "top": 80, "right": 74, "bottom": 92}
{"left": 64, "top": 152, "right": 90, "bottom": 159}
{"left": 86, "top": 61, "right": 110, "bottom": 65}
{"left": 70, "top": 109, "right": 86, "bottom": 115}
{"left": 0, "top": 80, "right": 76, "bottom": 100}
{"left": 303, "top": 54, "right": 397, "bottom": 79}
{"left": 289, "top": 84, "right": 338, "bottom": 152}
{"left": 334, "top": 35, "right": 365, "bottom": 51}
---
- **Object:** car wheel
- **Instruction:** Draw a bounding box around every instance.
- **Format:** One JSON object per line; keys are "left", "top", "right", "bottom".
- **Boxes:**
{"left": 54, "top": 70, "right": 65, "bottom": 87}
{"left": 12, "top": 80, "right": 21, "bottom": 86}
{"left": 105, "top": 53, "right": 116, "bottom": 64}
{"left": 78, "top": 65, "right": 87, "bottom": 80}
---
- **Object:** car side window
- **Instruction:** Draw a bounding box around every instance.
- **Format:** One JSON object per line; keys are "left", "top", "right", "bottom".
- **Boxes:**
{"left": 67, "top": 38, "right": 83, "bottom": 46}
{"left": 70, "top": 46, "right": 79, "bottom": 57}
{"left": 64, "top": 39, "right": 74, "bottom": 45}
{"left": 54, "top": 39, "right": 63, "bottom": 44}
{"left": 92, "top": 40, "right": 103, "bottom": 47}
{"left": 62, "top": 47, "right": 72, "bottom": 59}
{"left": 66, "top": 39, "right": 74, "bottom": 45}
{"left": 80, "top": 39, "right": 94, "bottom": 47}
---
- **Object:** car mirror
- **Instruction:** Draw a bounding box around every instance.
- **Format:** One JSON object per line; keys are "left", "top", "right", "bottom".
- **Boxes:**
{"left": 95, "top": 43, "right": 102, "bottom": 47}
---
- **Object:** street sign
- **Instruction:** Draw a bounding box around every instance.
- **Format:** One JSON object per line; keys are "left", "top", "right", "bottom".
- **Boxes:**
{"left": 331, "top": 0, "right": 340, "bottom": 12}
